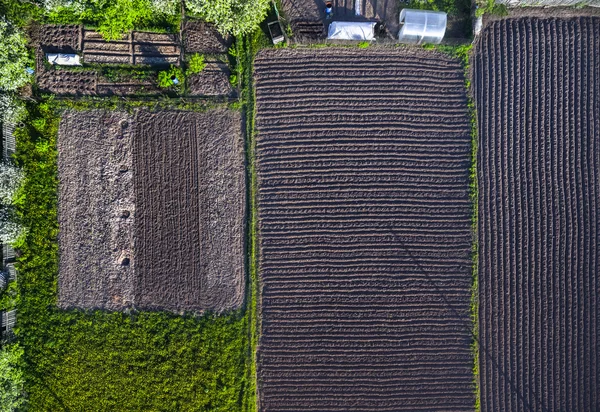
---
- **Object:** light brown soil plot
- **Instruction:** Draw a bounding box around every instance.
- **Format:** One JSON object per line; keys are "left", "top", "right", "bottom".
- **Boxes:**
{"left": 58, "top": 111, "right": 135, "bottom": 310}
{"left": 57, "top": 109, "right": 246, "bottom": 312}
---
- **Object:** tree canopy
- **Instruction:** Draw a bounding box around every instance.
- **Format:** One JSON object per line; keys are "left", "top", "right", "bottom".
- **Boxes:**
{"left": 185, "top": 0, "right": 270, "bottom": 36}
{"left": 0, "top": 18, "right": 31, "bottom": 92}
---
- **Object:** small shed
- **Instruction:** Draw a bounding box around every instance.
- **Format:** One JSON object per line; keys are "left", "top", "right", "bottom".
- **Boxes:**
{"left": 398, "top": 9, "right": 447, "bottom": 45}
{"left": 327, "top": 21, "right": 377, "bottom": 41}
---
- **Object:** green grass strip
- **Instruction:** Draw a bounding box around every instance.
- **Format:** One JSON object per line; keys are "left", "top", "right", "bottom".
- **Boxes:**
{"left": 425, "top": 43, "right": 480, "bottom": 411}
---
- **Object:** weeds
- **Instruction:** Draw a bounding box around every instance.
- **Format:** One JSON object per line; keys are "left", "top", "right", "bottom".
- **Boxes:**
{"left": 475, "top": 0, "right": 508, "bottom": 17}
{"left": 186, "top": 53, "right": 207, "bottom": 76}
{"left": 157, "top": 65, "right": 184, "bottom": 91}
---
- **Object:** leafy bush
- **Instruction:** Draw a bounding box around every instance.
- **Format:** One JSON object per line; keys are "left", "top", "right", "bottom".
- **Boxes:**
{"left": 408, "top": 0, "right": 470, "bottom": 17}
{"left": 0, "top": 343, "right": 26, "bottom": 412}
{"left": 157, "top": 65, "right": 184, "bottom": 88}
{"left": 185, "top": 0, "right": 270, "bottom": 36}
{"left": 0, "top": 18, "right": 32, "bottom": 92}
{"left": 475, "top": 0, "right": 508, "bottom": 17}
{"left": 96, "top": 0, "right": 153, "bottom": 40}
{"left": 45, "top": 0, "right": 181, "bottom": 40}
{"left": 186, "top": 53, "right": 206, "bottom": 75}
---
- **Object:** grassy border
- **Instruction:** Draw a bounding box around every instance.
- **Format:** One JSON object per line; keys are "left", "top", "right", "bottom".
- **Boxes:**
{"left": 238, "top": 27, "right": 269, "bottom": 412}
{"left": 467, "top": 76, "right": 481, "bottom": 412}
{"left": 427, "top": 42, "right": 480, "bottom": 411}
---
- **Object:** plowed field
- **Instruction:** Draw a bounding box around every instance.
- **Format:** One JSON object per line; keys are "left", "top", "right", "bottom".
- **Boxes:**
{"left": 474, "top": 17, "right": 600, "bottom": 411}
{"left": 133, "top": 110, "right": 246, "bottom": 312}
{"left": 58, "top": 109, "right": 246, "bottom": 312}
{"left": 255, "top": 48, "right": 475, "bottom": 411}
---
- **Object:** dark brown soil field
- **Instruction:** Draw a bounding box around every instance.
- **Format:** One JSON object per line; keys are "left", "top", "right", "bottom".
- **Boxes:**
{"left": 58, "top": 109, "right": 246, "bottom": 312}
{"left": 188, "top": 62, "right": 233, "bottom": 96}
{"left": 38, "top": 24, "right": 81, "bottom": 52}
{"left": 133, "top": 110, "right": 246, "bottom": 312}
{"left": 474, "top": 17, "right": 600, "bottom": 411}
{"left": 255, "top": 48, "right": 475, "bottom": 411}
{"left": 183, "top": 21, "right": 231, "bottom": 53}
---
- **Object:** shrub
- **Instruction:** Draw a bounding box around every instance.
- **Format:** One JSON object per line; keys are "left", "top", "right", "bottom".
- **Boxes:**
{"left": 476, "top": 0, "right": 508, "bottom": 17}
{"left": 157, "top": 65, "right": 184, "bottom": 88}
{"left": 44, "top": 0, "right": 181, "bottom": 40}
{"left": 0, "top": 18, "right": 32, "bottom": 92}
{"left": 358, "top": 41, "right": 370, "bottom": 49}
{"left": 186, "top": 54, "right": 206, "bottom": 75}
{"left": 96, "top": 0, "right": 153, "bottom": 40}
{"left": 185, "top": 0, "right": 270, "bottom": 36}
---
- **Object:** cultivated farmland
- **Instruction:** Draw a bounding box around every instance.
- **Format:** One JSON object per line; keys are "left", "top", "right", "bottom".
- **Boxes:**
{"left": 255, "top": 48, "right": 475, "bottom": 411}
{"left": 133, "top": 110, "right": 246, "bottom": 312}
{"left": 474, "top": 17, "right": 599, "bottom": 411}
{"left": 58, "top": 109, "right": 246, "bottom": 312}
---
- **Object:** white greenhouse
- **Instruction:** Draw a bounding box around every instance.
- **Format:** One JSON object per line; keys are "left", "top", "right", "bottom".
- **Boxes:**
{"left": 398, "top": 9, "right": 447, "bottom": 45}
{"left": 327, "top": 21, "right": 377, "bottom": 41}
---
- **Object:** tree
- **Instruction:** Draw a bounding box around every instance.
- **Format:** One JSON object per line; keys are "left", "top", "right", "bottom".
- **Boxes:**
{"left": 0, "top": 344, "right": 26, "bottom": 412}
{"left": 0, "top": 18, "right": 32, "bottom": 92}
{"left": 185, "top": 0, "right": 270, "bottom": 36}
{"left": 149, "top": 0, "right": 180, "bottom": 15}
{"left": 0, "top": 94, "right": 25, "bottom": 125}
{"left": 0, "top": 206, "right": 24, "bottom": 244}
{"left": 0, "top": 164, "right": 23, "bottom": 205}
{"left": 0, "top": 163, "right": 24, "bottom": 244}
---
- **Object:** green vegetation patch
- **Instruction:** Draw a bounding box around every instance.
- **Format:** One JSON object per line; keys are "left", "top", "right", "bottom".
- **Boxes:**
{"left": 434, "top": 42, "right": 481, "bottom": 411}
{"left": 12, "top": 97, "right": 255, "bottom": 411}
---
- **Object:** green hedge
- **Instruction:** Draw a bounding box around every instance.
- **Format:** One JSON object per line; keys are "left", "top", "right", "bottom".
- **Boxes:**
{"left": 13, "top": 98, "right": 253, "bottom": 411}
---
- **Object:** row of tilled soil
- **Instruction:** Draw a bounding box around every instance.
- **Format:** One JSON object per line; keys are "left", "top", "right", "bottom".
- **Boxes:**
{"left": 474, "top": 17, "right": 599, "bottom": 412}
{"left": 255, "top": 48, "right": 475, "bottom": 411}
{"left": 132, "top": 110, "right": 246, "bottom": 312}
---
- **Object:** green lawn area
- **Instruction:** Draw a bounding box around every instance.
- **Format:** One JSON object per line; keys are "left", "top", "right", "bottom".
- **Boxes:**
{"left": 12, "top": 96, "right": 256, "bottom": 411}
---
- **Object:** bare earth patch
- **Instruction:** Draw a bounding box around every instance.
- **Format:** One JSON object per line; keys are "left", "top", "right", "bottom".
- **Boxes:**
{"left": 133, "top": 110, "right": 246, "bottom": 312}
{"left": 58, "top": 111, "right": 135, "bottom": 310}
{"left": 57, "top": 109, "right": 246, "bottom": 313}
{"left": 188, "top": 63, "right": 233, "bottom": 96}
{"left": 183, "top": 21, "right": 231, "bottom": 54}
